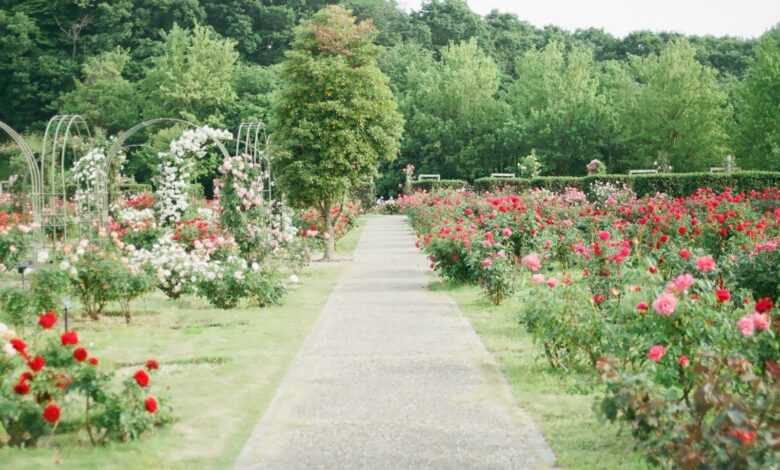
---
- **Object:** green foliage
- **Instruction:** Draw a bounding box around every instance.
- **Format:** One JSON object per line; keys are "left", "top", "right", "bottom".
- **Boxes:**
{"left": 507, "top": 41, "right": 616, "bottom": 176}
{"left": 139, "top": 23, "right": 239, "bottom": 126}
{"left": 59, "top": 48, "right": 140, "bottom": 133}
{"left": 733, "top": 28, "right": 780, "bottom": 170}
{"left": 614, "top": 39, "right": 731, "bottom": 172}
{"left": 472, "top": 172, "right": 780, "bottom": 197}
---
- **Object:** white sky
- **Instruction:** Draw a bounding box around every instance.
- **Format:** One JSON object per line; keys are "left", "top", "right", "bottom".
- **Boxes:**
{"left": 398, "top": 0, "right": 780, "bottom": 38}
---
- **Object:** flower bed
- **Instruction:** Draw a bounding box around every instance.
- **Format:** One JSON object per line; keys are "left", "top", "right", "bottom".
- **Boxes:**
{"left": 403, "top": 187, "right": 780, "bottom": 468}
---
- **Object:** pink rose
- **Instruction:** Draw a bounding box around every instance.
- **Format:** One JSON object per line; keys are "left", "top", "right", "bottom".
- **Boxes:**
{"left": 678, "top": 355, "right": 690, "bottom": 367}
{"left": 531, "top": 274, "right": 546, "bottom": 284}
{"left": 598, "top": 231, "right": 610, "bottom": 241}
{"left": 666, "top": 274, "right": 695, "bottom": 294}
{"left": 653, "top": 293, "right": 678, "bottom": 316}
{"left": 546, "top": 277, "right": 558, "bottom": 289}
{"left": 753, "top": 312, "right": 771, "bottom": 331}
{"left": 737, "top": 315, "right": 755, "bottom": 337}
{"left": 481, "top": 258, "right": 493, "bottom": 269}
{"left": 647, "top": 345, "right": 667, "bottom": 362}
{"left": 521, "top": 253, "right": 541, "bottom": 272}
{"left": 501, "top": 227, "right": 513, "bottom": 238}
{"left": 695, "top": 256, "right": 716, "bottom": 273}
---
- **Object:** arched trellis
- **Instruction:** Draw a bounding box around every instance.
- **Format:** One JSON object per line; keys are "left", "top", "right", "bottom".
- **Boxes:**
{"left": 103, "top": 118, "right": 233, "bottom": 226}
{"left": 40, "top": 115, "right": 93, "bottom": 239}
{"left": 235, "top": 121, "right": 272, "bottom": 201}
{"left": 0, "top": 121, "right": 43, "bottom": 229}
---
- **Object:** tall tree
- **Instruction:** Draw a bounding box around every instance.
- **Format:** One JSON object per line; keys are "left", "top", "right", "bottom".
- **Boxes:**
{"left": 138, "top": 23, "right": 239, "bottom": 126}
{"left": 395, "top": 39, "right": 507, "bottom": 180}
{"left": 272, "top": 5, "right": 403, "bottom": 259}
{"left": 507, "top": 41, "right": 616, "bottom": 175}
{"left": 733, "top": 27, "right": 780, "bottom": 170}
{"left": 614, "top": 39, "right": 731, "bottom": 171}
{"left": 414, "top": 0, "right": 485, "bottom": 50}
{"left": 59, "top": 48, "right": 140, "bottom": 133}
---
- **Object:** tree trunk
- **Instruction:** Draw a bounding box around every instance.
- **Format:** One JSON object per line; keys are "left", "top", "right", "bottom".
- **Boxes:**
{"left": 323, "top": 203, "right": 336, "bottom": 261}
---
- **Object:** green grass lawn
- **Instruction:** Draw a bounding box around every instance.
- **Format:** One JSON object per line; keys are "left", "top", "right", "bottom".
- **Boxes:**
{"left": 0, "top": 223, "right": 364, "bottom": 469}
{"left": 433, "top": 281, "right": 650, "bottom": 470}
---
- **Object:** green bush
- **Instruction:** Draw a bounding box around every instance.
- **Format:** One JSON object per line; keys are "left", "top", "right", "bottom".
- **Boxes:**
{"left": 471, "top": 171, "right": 780, "bottom": 197}
{"left": 472, "top": 177, "right": 530, "bottom": 193}
{"left": 410, "top": 179, "right": 467, "bottom": 192}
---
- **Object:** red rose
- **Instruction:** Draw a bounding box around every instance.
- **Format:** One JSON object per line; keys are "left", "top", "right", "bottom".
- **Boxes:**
{"left": 715, "top": 288, "right": 731, "bottom": 303}
{"left": 38, "top": 311, "right": 57, "bottom": 329}
{"left": 43, "top": 403, "right": 61, "bottom": 424}
{"left": 756, "top": 297, "right": 773, "bottom": 314}
{"left": 73, "top": 347, "right": 88, "bottom": 362}
{"left": 593, "top": 294, "right": 606, "bottom": 305}
{"left": 88, "top": 357, "right": 99, "bottom": 366}
{"left": 20, "top": 371, "right": 34, "bottom": 382}
{"left": 134, "top": 369, "right": 150, "bottom": 387}
{"left": 10, "top": 338, "right": 26, "bottom": 352}
{"left": 598, "top": 231, "right": 610, "bottom": 241}
{"left": 61, "top": 331, "right": 79, "bottom": 346}
{"left": 29, "top": 356, "right": 45, "bottom": 372}
{"left": 678, "top": 355, "right": 690, "bottom": 367}
{"left": 648, "top": 266, "right": 658, "bottom": 274}
{"left": 145, "top": 359, "right": 160, "bottom": 371}
{"left": 731, "top": 429, "right": 756, "bottom": 446}
{"left": 144, "top": 396, "right": 158, "bottom": 413}
{"left": 678, "top": 226, "right": 688, "bottom": 235}
{"left": 13, "top": 381, "right": 30, "bottom": 395}
{"left": 678, "top": 249, "right": 691, "bottom": 260}
{"left": 636, "top": 302, "right": 649, "bottom": 313}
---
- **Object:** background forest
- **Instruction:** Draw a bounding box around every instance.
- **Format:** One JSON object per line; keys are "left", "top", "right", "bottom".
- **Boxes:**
{"left": 1, "top": 0, "right": 778, "bottom": 195}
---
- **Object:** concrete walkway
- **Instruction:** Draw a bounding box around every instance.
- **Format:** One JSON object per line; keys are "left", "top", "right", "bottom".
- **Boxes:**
{"left": 235, "top": 215, "right": 555, "bottom": 469}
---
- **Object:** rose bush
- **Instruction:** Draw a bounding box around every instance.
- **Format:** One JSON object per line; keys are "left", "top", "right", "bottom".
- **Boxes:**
{"left": 0, "top": 313, "right": 169, "bottom": 447}
{"left": 402, "top": 186, "right": 780, "bottom": 468}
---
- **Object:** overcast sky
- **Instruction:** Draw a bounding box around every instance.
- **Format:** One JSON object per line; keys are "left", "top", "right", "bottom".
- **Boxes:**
{"left": 397, "top": 0, "right": 780, "bottom": 38}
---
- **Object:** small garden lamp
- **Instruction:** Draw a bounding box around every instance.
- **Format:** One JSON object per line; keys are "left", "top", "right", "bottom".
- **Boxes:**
{"left": 16, "top": 261, "right": 31, "bottom": 288}
{"left": 63, "top": 297, "right": 73, "bottom": 332}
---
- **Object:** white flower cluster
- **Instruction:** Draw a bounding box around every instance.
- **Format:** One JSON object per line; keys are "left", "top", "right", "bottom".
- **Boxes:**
{"left": 73, "top": 147, "right": 108, "bottom": 216}
{"left": 0, "top": 322, "right": 18, "bottom": 357}
{"left": 156, "top": 126, "right": 232, "bottom": 225}
{"left": 128, "top": 233, "right": 212, "bottom": 296}
{"left": 117, "top": 207, "right": 156, "bottom": 226}
{"left": 169, "top": 126, "right": 232, "bottom": 160}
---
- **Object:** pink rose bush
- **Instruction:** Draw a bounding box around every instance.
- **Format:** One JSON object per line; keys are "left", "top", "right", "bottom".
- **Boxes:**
{"left": 402, "top": 186, "right": 780, "bottom": 468}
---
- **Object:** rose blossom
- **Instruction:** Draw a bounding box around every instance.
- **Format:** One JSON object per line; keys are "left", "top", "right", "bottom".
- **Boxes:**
{"left": 753, "top": 312, "right": 771, "bottom": 331}
{"left": 647, "top": 345, "right": 667, "bottom": 362}
{"left": 546, "top": 278, "right": 558, "bottom": 289}
{"left": 715, "top": 288, "right": 731, "bottom": 303}
{"left": 521, "top": 253, "right": 541, "bottom": 272}
{"left": 667, "top": 274, "right": 695, "bottom": 294}
{"left": 653, "top": 293, "right": 678, "bottom": 316}
{"left": 737, "top": 314, "right": 755, "bottom": 337}
{"left": 636, "top": 302, "right": 649, "bottom": 313}
{"left": 598, "top": 231, "right": 610, "bottom": 241}
{"left": 481, "top": 258, "right": 493, "bottom": 269}
{"left": 678, "top": 355, "right": 690, "bottom": 367}
{"left": 531, "top": 274, "right": 546, "bottom": 284}
{"left": 755, "top": 297, "right": 773, "bottom": 313}
{"left": 695, "top": 256, "right": 716, "bottom": 273}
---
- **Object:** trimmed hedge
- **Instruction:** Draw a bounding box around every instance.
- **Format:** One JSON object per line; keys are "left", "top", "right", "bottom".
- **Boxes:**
{"left": 473, "top": 172, "right": 780, "bottom": 197}
{"left": 411, "top": 179, "right": 468, "bottom": 192}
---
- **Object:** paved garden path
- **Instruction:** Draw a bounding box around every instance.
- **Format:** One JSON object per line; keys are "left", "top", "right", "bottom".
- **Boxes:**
{"left": 235, "top": 215, "right": 555, "bottom": 469}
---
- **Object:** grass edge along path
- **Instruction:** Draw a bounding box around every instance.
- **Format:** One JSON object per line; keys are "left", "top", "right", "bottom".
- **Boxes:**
{"left": 432, "top": 281, "right": 650, "bottom": 470}
{"left": 0, "top": 221, "right": 365, "bottom": 470}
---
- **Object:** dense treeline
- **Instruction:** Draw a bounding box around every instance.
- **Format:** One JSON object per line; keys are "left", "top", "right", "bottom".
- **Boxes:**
{"left": 1, "top": 0, "right": 778, "bottom": 193}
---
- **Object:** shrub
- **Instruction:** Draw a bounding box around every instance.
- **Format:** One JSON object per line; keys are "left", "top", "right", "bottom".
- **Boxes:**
{"left": 0, "top": 313, "right": 170, "bottom": 447}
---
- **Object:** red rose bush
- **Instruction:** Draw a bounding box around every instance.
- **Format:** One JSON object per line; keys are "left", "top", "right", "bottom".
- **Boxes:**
{"left": 402, "top": 187, "right": 780, "bottom": 468}
{"left": 0, "top": 312, "right": 170, "bottom": 447}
